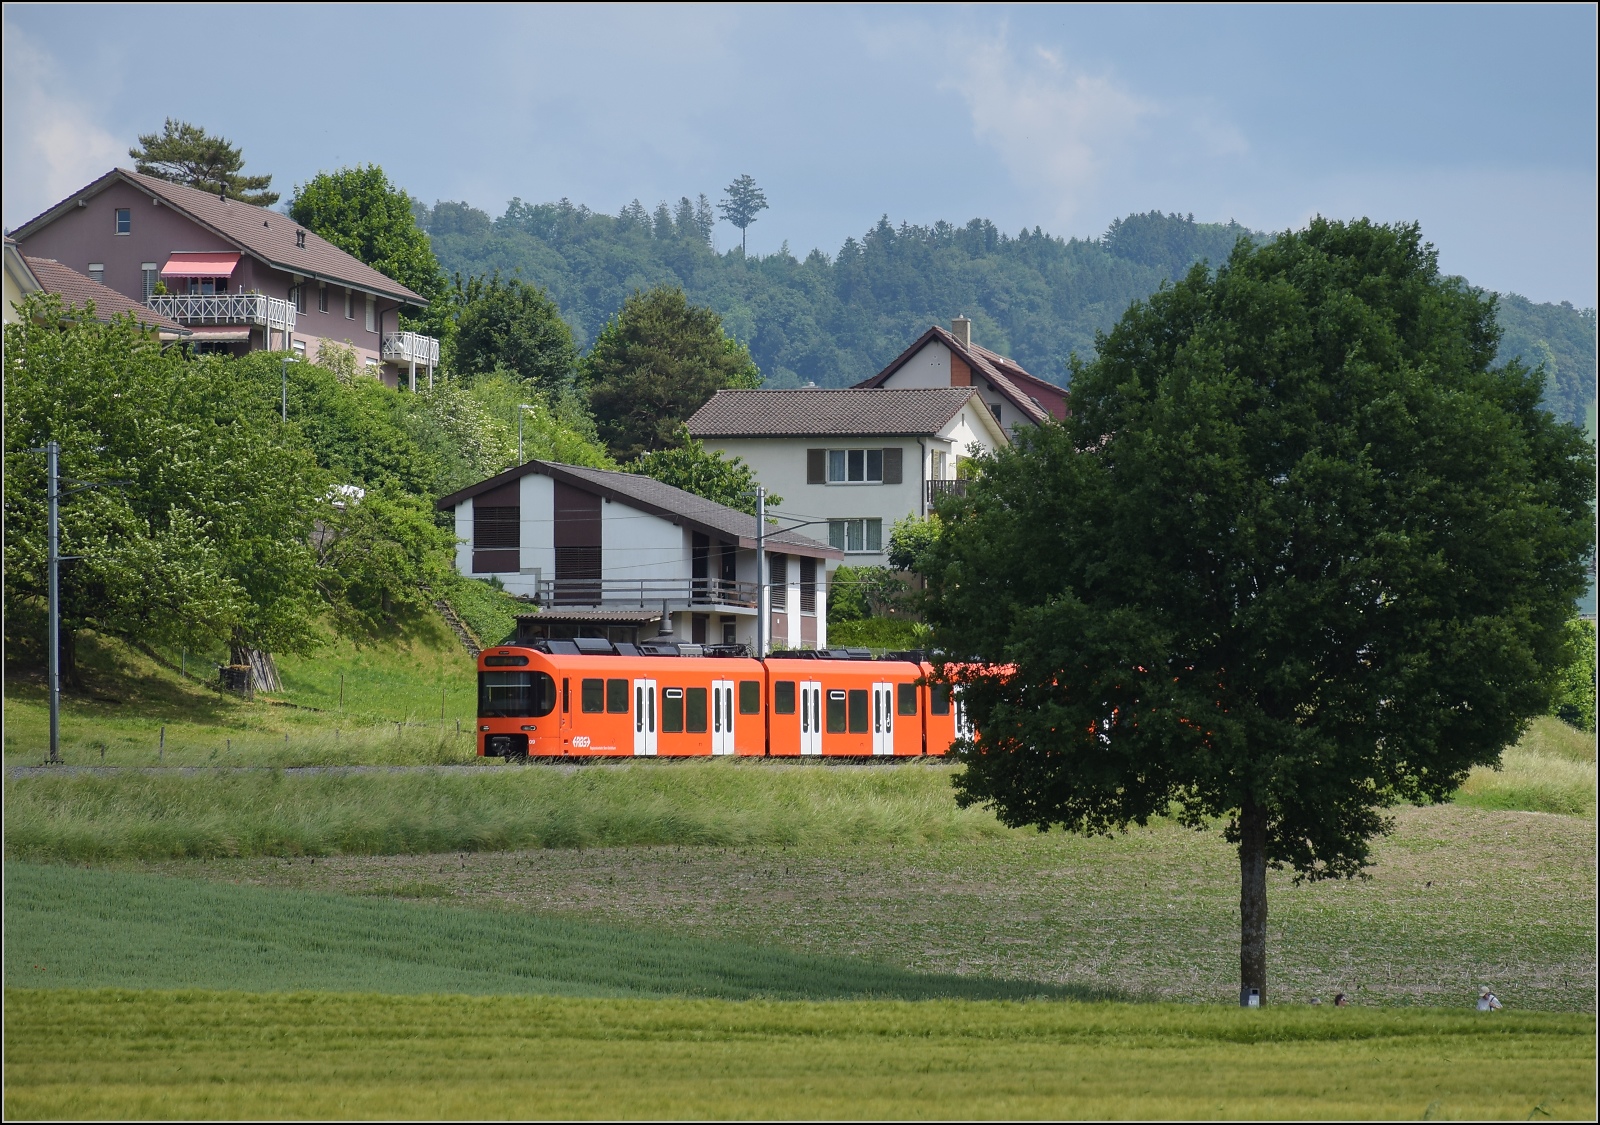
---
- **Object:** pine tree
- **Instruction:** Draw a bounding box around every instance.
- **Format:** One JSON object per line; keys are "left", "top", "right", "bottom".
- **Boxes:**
{"left": 717, "top": 175, "right": 768, "bottom": 254}
{"left": 129, "top": 119, "right": 278, "bottom": 206}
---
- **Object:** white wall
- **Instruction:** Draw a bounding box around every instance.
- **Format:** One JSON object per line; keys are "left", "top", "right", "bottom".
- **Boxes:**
{"left": 453, "top": 498, "right": 473, "bottom": 575}
{"left": 710, "top": 436, "right": 926, "bottom": 567}
{"left": 518, "top": 474, "right": 555, "bottom": 587}
{"left": 602, "top": 497, "right": 687, "bottom": 585}
{"left": 878, "top": 340, "right": 951, "bottom": 387}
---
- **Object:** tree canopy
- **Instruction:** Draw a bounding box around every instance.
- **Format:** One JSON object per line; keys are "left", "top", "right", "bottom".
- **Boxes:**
{"left": 920, "top": 219, "right": 1595, "bottom": 1005}
{"left": 289, "top": 165, "right": 446, "bottom": 303}
{"left": 630, "top": 430, "right": 774, "bottom": 515}
{"left": 130, "top": 119, "right": 278, "bottom": 206}
{"left": 579, "top": 286, "right": 762, "bottom": 460}
{"left": 450, "top": 273, "right": 576, "bottom": 388}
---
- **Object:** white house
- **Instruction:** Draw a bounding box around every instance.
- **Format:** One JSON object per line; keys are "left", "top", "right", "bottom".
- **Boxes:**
{"left": 686, "top": 386, "right": 1009, "bottom": 569}
{"left": 435, "top": 460, "right": 840, "bottom": 651}
{"left": 853, "top": 316, "right": 1069, "bottom": 432}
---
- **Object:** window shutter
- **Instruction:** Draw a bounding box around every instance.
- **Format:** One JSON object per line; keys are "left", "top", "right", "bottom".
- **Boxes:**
{"left": 807, "top": 448, "right": 826, "bottom": 484}
{"left": 882, "top": 447, "right": 903, "bottom": 484}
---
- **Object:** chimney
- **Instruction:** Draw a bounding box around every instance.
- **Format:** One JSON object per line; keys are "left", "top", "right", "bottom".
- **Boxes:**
{"left": 951, "top": 315, "right": 971, "bottom": 351}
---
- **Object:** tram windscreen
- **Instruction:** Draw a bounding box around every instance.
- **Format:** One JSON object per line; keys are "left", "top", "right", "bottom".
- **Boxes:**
{"left": 478, "top": 671, "right": 557, "bottom": 718}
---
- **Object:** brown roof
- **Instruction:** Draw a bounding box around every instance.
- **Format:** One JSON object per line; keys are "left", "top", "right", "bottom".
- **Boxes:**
{"left": 22, "top": 256, "right": 188, "bottom": 334}
{"left": 11, "top": 169, "right": 427, "bottom": 306}
{"left": 853, "top": 326, "right": 1057, "bottom": 424}
{"left": 687, "top": 387, "right": 996, "bottom": 439}
{"left": 436, "top": 460, "right": 840, "bottom": 559}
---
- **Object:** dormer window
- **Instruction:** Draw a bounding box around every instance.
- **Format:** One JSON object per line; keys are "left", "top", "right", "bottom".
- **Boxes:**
{"left": 295, "top": 229, "right": 306, "bottom": 249}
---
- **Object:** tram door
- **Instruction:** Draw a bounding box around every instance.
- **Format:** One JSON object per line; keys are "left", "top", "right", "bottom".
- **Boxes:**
{"left": 632, "top": 678, "right": 658, "bottom": 756}
{"left": 800, "top": 680, "right": 823, "bottom": 756}
{"left": 711, "top": 679, "right": 736, "bottom": 755}
{"left": 872, "top": 681, "right": 895, "bottom": 755}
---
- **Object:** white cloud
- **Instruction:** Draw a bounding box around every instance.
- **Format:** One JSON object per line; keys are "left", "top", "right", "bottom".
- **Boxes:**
{"left": 943, "top": 31, "right": 1155, "bottom": 224}
{"left": 2, "top": 22, "right": 125, "bottom": 227}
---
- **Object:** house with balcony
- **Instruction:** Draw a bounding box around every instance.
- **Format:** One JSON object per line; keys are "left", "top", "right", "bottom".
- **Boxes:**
{"left": 9, "top": 169, "right": 439, "bottom": 390}
{"left": 852, "top": 316, "right": 1068, "bottom": 431}
{"left": 437, "top": 460, "right": 841, "bottom": 651}
{"left": 686, "top": 386, "right": 1007, "bottom": 569}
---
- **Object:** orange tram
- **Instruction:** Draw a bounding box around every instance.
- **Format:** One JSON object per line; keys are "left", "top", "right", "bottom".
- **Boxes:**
{"left": 476, "top": 638, "right": 964, "bottom": 760}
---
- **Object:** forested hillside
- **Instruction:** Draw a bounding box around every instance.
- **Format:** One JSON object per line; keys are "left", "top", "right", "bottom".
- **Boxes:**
{"left": 422, "top": 199, "right": 1597, "bottom": 427}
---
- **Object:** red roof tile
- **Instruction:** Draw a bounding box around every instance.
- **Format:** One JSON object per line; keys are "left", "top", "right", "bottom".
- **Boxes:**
{"left": 22, "top": 256, "right": 188, "bottom": 334}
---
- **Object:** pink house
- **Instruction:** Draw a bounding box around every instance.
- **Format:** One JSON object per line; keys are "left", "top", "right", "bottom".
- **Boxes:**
{"left": 10, "top": 168, "right": 439, "bottom": 389}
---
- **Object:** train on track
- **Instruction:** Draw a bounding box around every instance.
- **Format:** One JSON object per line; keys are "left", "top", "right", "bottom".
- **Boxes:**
{"left": 476, "top": 638, "right": 968, "bottom": 760}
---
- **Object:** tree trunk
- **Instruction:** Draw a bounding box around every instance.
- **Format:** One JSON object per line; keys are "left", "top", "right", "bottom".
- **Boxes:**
{"left": 1238, "top": 798, "right": 1268, "bottom": 1006}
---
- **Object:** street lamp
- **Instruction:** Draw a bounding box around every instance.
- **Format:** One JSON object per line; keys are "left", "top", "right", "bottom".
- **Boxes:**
{"left": 281, "top": 356, "right": 289, "bottom": 423}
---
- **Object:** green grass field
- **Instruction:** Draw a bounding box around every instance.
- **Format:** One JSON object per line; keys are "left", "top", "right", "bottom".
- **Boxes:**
{"left": 4, "top": 862, "right": 1073, "bottom": 1001}
{"left": 6, "top": 989, "right": 1592, "bottom": 1120}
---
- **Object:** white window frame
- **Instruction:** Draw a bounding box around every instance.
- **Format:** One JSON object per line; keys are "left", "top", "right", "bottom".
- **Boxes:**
{"left": 140, "top": 263, "right": 158, "bottom": 300}
{"left": 87, "top": 263, "right": 105, "bottom": 284}
{"left": 825, "top": 448, "right": 884, "bottom": 485}
{"left": 828, "top": 518, "right": 883, "bottom": 554}
{"left": 318, "top": 282, "right": 328, "bottom": 313}
{"left": 113, "top": 209, "right": 131, "bottom": 235}
{"left": 365, "top": 295, "right": 376, "bottom": 332}
{"left": 344, "top": 288, "right": 354, "bottom": 320}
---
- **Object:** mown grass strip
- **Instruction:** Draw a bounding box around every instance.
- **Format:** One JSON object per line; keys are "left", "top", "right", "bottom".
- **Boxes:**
{"left": 4, "top": 862, "right": 1075, "bottom": 1001}
{"left": 6, "top": 989, "right": 1593, "bottom": 1120}
{"left": 4, "top": 760, "right": 1008, "bottom": 861}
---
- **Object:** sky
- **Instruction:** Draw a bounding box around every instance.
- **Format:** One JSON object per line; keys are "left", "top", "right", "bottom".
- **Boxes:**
{"left": 4, "top": 4, "right": 1595, "bottom": 305}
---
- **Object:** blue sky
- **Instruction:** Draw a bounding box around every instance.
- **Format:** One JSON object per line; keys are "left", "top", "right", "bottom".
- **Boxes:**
{"left": 4, "top": 3, "right": 1595, "bottom": 304}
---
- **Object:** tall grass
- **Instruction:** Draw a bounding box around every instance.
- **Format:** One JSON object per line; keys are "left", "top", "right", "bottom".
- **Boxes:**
{"left": 4, "top": 862, "right": 1067, "bottom": 1001}
{"left": 4, "top": 760, "right": 1005, "bottom": 861}
{"left": 1455, "top": 716, "right": 1597, "bottom": 817}
{"left": 6, "top": 989, "right": 1593, "bottom": 1121}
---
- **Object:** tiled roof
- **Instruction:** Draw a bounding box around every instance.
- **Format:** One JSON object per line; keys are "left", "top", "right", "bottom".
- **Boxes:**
{"left": 12, "top": 169, "right": 427, "bottom": 306}
{"left": 436, "top": 460, "right": 840, "bottom": 558}
{"left": 854, "top": 326, "right": 1057, "bottom": 425}
{"left": 687, "top": 387, "right": 985, "bottom": 438}
{"left": 23, "top": 256, "right": 188, "bottom": 334}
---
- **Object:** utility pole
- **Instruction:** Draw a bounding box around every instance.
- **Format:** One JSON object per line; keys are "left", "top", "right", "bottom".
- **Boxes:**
{"left": 281, "top": 356, "right": 288, "bottom": 423}
{"left": 46, "top": 441, "right": 61, "bottom": 764}
{"left": 754, "top": 484, "right": 767, "bottom": 658}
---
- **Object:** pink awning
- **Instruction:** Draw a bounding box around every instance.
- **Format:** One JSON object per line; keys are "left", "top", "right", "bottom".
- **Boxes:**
{"left": 184, "top": 326, "right": 251, "bottom": 342}
{"left": 160, "top": 252, "right": 240, "bottom": 277}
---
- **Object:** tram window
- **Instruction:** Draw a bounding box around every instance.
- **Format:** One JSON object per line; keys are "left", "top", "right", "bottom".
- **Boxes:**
{"left": 739, "top": 680, "right": 761, "bottom": 714}
{"left": 562, "top": 678, "right": 570, "bottom": 713}
{"left": 930, "top": 684, "right": 951, "bottom": 715}
{"left": 826, "top": 690, "right": 847, "bottom": 733}
{"left": 581, "top": 678, "right": 605, "bottom": 713}
{"left": 483, "top": 655, "right": 528, "bottom": 667}
{"left": 848, "top": 689, "right": 869, "bottom": 733}
{"left": 897, "top": 683, "right": 918, "bottom": 716}
{"left": 606, "top": 678, "right": 629, "bottom": 713}
{"left": 662, "top": 688, "right": 685, "bottom": 732}
{"left": 686, "top": 687, "right": 708, "bottom": 732}
{"left": 774, "top": 681, "right": 796, "bottom": 714}
{"left": 478, "top": 671, "right": 557, "bottom": 718}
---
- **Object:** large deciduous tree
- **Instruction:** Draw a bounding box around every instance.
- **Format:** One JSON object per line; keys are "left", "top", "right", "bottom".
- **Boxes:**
{"left": 630, "top": 429, "right": 776, "bottom": 515}
{"left": 580, "top": 286, "right": 761, "bottom": 460}
{"left": 451, "top": 273, "right": 576, "bottom": 389}
{"left": 130, "top": 119, "right": 278, "bottom": 206}
{"left": 920, "top": 219, "right": 1595, "bottom": 1005}
{"left": 289, "top": 165, "right": 446, "bottom": 304}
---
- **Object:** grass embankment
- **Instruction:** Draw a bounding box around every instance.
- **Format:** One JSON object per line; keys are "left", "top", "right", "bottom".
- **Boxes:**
{"left": 1455, "top": 716, "right": 1596, "bottom": 817}
{"left": 4, "top": 862, "right": 1068, "bottom": 1001}
{"left": 4, "top": 761, "right": 1005, "bottom": 861}
{"left": 3, "top": 615, "right": 482, "bottom": 767}
{"left": 7, "top": 990, "right": 1593, "bottom": 1120}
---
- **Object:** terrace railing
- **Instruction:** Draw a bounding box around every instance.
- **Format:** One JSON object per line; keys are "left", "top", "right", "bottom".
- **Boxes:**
{"left": 532, "top": 577, "right": 760, "bottom": 609}
{"left": 925, "top": 479, "right": 968, "bottom": 504}
{"left": 381, "top": 330, "right": 440, "bottom": 367}
{"left": 147, "top": 293, "right": 295, "bottom": 332}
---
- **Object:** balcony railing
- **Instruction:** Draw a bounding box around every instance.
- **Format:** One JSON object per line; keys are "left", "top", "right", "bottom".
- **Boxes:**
{"left": 926, "top": 479, "right": 968, "bottom": 504}
{"left": 147, "top": 293, "right": 295, "bottom": 331}
{"left": 532, "top": 578, "right": 760, "bottom": 610}
{"left": 382, "top": 330, "right": 440, "bottom": 367}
